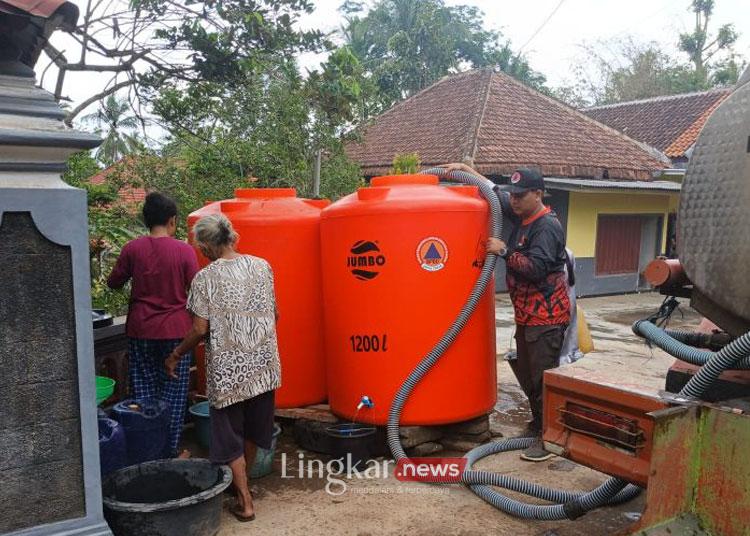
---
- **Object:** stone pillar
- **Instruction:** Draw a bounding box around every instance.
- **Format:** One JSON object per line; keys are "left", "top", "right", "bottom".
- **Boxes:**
{"left": 0, "top": 10, "right": 111, "bottom": 536}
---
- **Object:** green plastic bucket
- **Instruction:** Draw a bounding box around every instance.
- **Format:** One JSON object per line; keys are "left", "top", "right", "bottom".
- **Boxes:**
{"left": 189, "top": 401, "right": 281, "bottom": 477}
{"left": 250, "top": 424, "right": 282, "bottom": 478}
{"left": 96, "top": 376, "right": 116, "bottom": 405}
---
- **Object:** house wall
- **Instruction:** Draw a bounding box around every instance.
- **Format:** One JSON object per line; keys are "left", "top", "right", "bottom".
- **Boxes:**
{"left": 494, "top": 190, "right": 680, "bottom": 297}
{"left": 566, "top": 191, "right": 680, "bottom": 296}
{"left": 669, "top": 194, "right": 680, "bottom": 212}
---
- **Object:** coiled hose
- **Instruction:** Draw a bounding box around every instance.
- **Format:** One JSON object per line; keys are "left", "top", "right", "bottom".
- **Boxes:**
{"left": 386, "top": 167, "right": 641, "bottom": 520}
{"left": 633, "top": 320, "right": 750, "bottom": 398}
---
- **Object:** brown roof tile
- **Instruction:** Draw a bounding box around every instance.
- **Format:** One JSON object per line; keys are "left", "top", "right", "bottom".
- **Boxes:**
{"left": 89, "top": 158, "right": 147, "bottom": 207}
{"left": 346, "top": 69, "right": 668, "bottom": 180}
{"left": 0, "top": 0, "right": 73, "bottom": 18}
{"left": 583, "top": 89, "right": 731, "bottom": 158}
{"left": 663, "top": 95, "right": 727, "bottom": 158}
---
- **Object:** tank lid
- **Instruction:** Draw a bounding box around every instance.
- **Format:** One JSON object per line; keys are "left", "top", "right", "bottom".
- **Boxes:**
{"left": 220, "top": 200, "right": 249, "bottom": 212}
{"left": 370, "top": 174, "right": 439, "bottom": 187}
{"left": 235, "top": 188, "right": 297, "bottom": 198}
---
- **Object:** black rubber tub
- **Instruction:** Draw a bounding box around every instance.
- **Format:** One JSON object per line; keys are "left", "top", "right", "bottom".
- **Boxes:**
{"left": 326, "top": 423, "right": 377, "bottom": 466}
{"left": 102, "top": 458, "right": 232, "bottom": 536}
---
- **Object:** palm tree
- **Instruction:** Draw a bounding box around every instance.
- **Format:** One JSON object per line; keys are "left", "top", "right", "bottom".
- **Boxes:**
{"left": 82, "top": 95, "right": 143, "bottom": 166}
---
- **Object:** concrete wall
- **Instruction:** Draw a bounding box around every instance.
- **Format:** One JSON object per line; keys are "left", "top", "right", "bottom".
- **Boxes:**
{"left": 0, "top": 212, "right": 85, "bottom": 533}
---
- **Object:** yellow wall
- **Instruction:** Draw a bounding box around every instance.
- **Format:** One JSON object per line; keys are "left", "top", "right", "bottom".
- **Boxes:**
{"left": 668, "top": 194, "right": 680, "bottom": 212}
{"left": 566, "top": 191, "right": 680, "bottom": 257}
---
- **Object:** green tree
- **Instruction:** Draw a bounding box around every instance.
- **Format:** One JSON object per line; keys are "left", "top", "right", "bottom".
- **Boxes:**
{"left": 338, "top": 0, "right": 546, "bottom": 116}
{"left": 135, "top": 62, "right": 363, "bottom": 226}
{"left": 391, "top": 153, "right": 420, "bottom": 174}
{"left": 554, "top": 1, "right": 744, "bottom": 107}
{"left": 62, "top": 150, "right": 102, "bottom": 188}
{"left": 61, "top": 151, "right": 140, "bottom": 315}
{"left": 679, "top": 0, "right": 740, "bottom": 87}
{"left": 81, "top": 95, "right": 143, "bottom": 166}
{"left": 305, "top": 46, "right": 363, "bottom": 127}
{"left": 52, "top": 0, "right": 325, "bottom": 124}
{"left": 554, "top": 36, "right": 741, "bottom": 107}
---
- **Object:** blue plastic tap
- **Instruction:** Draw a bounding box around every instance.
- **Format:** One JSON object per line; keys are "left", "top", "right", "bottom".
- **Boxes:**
{"left": 356, "top": 395, "right": 374, "bottom": 410}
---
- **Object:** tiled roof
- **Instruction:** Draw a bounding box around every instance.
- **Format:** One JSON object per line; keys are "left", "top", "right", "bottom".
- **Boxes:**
{"left": 89, "top": 158, "right": 147, "bottom": 207}
{"left": 583, "top": 89, "right": 732, "bottom": 158}
{"left": 346, "top": 69, "right": 668, "bottom": 181}
{"left": 0, "top": 0, "right": 77, "bottom": 22}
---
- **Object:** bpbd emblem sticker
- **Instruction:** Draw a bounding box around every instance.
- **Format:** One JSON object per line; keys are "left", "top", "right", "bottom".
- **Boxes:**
{"left": 416, "top": 237, "right": 448, "bottom": 272}
{"left": 348, "top": 240, "right": 386, "bottom": 280}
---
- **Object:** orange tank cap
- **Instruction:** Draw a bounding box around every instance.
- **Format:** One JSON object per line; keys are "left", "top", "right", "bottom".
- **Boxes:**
{"left": 235, "top": 188, "right": 297, "bottom": 198}
{"left": 219, "top": 200, "right": 249, "bottom": 212}
{"left": 357, "top": 187, "right": 390, "bottom": 201}
{"left": 370, "top": 174, "right": 439, "bottom": 187}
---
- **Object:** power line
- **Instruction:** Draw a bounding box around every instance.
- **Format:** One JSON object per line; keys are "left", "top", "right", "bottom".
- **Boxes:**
{"left": 518, "top": 0, "right": 567, "bottom": 54}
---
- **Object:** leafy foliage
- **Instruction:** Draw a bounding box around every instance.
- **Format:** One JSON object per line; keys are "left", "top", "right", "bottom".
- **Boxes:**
{"left": 338, "top": 0, "right": 546, "bottom": 117}
{"left": 62, "top": 152, "right": 141, "bottom": 315}
{"left": 82, "top": 95, "right": 144, "bottom": 166}
{"left": 134, "top": 0, "right": 324, "bottom": 87}
{"left": 391, "top": 153, "right": 420, "bottom": 175}
{"left": 553, "top": 1, "right": 745, "bottom": 107}
{"left": 148, "top": 62, "right": 363, "bottom": 216}
{"left": 678, "top": 0, "right": 741, "bottom": 86}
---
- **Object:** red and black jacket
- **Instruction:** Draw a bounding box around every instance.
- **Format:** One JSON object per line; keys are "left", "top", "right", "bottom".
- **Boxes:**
{"left": 496, "top": 190, "right": 571, "bottom": 326}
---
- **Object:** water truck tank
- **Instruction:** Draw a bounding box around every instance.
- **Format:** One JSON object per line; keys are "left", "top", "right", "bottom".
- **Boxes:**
{"left": 677, "top": 72, "right": 750, "bottom": 328}
{"left": 187, "top": 188, "right": 329, "bottom": 408}
{"left": 321, "top": 175, "right": 497, "bottom": 425}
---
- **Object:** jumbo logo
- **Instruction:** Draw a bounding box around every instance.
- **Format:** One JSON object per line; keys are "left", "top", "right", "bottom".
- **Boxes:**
{"left": 348, "top": 240, "right": 386, "bottom": 280}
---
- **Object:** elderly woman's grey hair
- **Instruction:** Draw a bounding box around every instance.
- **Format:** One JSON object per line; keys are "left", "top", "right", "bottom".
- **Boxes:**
{"left": 193, "top": 214, "right": 239, "bottom": 250}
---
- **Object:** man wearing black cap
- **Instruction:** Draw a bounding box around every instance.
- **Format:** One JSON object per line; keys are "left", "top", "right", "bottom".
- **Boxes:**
{"left": 443, "top": 163, "right": 570, "bottom": 462}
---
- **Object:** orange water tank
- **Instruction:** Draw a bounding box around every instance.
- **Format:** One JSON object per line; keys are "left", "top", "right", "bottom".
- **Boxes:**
{"left": 187, "top": 188, "right": 330, "bottom": 408}
{"left": 321, "top": 175, "right": 497, "bottom": 425}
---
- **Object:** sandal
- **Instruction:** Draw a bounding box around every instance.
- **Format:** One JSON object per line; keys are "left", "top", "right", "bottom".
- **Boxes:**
{"left": 230, "top": 504, "right": 256, "bottom": 523}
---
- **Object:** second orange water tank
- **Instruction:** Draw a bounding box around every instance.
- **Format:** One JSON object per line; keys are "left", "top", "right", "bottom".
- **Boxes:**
{"left": 187, "top": 188, "right": 329, "bottom": 408}
{"left": 321, "top": 175, "right": 497, "bottom": 425}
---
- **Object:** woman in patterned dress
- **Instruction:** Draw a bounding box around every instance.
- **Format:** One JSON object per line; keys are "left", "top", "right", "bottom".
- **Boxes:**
{"left": 166, "top": 213, "right": 281, "bottom": 522}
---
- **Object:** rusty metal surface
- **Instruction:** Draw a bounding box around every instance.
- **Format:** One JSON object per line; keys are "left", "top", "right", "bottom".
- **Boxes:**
{"left": 630, "top": 404, "right": 750, "bottom": 536}
{"left": 678, "top": 75, "right": 750, "bottom": 326}
{"left": 630, "top": 406, "right": 700, "bottom": 532}
{"left": 543, "top": 369, "right": 668, "bottom": 487}
{"left": 545, "top": 364, "right": 750, "bottom": 535}
{"left": 694, "top": 408, "right": 750, "bottom": 535}
{"left": 643, "top": 258, "right": 689, "bottom": 288}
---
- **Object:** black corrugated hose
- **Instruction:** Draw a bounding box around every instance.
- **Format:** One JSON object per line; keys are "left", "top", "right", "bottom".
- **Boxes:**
{"left": 633, "top": 320, "right": 750, "bottom": 398}
{"left": 385, "top": 167, "right": 641, "bottom": 520}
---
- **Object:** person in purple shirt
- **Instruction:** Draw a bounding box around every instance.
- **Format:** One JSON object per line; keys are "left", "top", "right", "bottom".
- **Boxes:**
{"left": 108, "top": 192, "right": 200, "bottom": 457}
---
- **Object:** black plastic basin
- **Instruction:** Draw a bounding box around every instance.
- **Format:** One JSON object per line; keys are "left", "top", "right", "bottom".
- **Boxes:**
{"left": 102, "top": 458, "right": 232, "bottom": 536}
{"left": 326, "top": 423, "right": 377, "bottom": 467}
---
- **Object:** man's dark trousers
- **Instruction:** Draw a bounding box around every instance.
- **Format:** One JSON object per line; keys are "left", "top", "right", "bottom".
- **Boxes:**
{"left": 510, "top": 324, "right": 567, "bottom": 434}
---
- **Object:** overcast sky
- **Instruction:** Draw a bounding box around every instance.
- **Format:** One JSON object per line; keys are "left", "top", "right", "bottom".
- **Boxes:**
{"left": 47, "top": 0, "right": 749, "bottom": 120}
